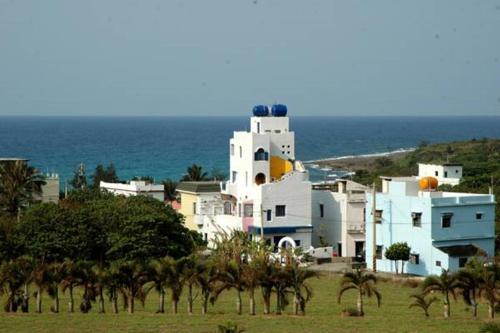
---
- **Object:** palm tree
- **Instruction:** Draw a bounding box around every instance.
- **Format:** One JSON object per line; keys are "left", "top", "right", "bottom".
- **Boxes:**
{"left": 60, "top": 259, "right": 80, "bottom": 313}
{"left": 259, "top": 261, "right": 277, "bottom": 315}
{"left": 111, "top": 260, "right": 150, "bottom": 314}
{"left": 457, "top": 269, "right": 481, "bottom": 318}
{"left": 92, "top": 264, "right": 109, "bottom": 314}
{"left": 478, "top": 264, "right": 500, "bottom": 319}
{"left": 0, "top": 160, "right": 45, "bottom": 218}
{"left": 164, "top": 257, "right": 183, "bottom": 314}
{"left": 408, "top": 293, "right": 438, "bottom": 317}
{"left": 181, "top": 164, "right": 208, "bottom": 182}
{"left": 287, "top": 264, "right": 317, "bottom": 315}
{"left": 148, "top": 257, "right": 171, "bottom": 314}
{"left": 180, "top": 254, "right": 205, "bottom": 315}
{"left": 196, "top": 257, "right": 216, "bottom": 315}
{"left": 31, "top": 261, "right": 52, "bottom": 313}
{"left": 241, "top": 247, "right": 266, "bottom": 315}
{"left": 422, "top": 269, "right": 459, "bottom": 318}
{"left": 0, "top": 257, "right": 32, "bottom": 312}
{"left": 160, "top": 179, "right": 178, "bottom": 202}
{"left": 47, "top": 262, "right": 65, "bottom": 313}
{"left": 337, "top": 269, "right": 382, "bottom": 316}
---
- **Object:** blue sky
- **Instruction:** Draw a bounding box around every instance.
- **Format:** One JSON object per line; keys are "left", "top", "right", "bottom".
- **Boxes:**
{"left": 1, "top": 0, "right": 499, "bottom": 116}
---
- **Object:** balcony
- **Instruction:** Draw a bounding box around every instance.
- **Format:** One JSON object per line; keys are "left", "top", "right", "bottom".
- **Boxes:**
{"left": 346, "top": 223, "right": 365, "bottom": 234}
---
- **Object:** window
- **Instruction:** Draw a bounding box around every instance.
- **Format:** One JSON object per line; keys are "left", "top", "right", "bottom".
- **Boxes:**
{"left": 245, "top": 171, "right": 248, "bottom": 186}
{"left": 257, "top": 122, "right": 260, "bottom": 133}
{"left": 266, "top": 209, "right": 272, "bottom": 221}
{"left": 204, "top": 233, "right": 208, "bottom": 241}
{"left": 193, "top": 202, "right": 197, "bottom": 214}
{"left": 435, "top": 171, "right": 439, "bottom": 176}
{"left": 239, "top": 146, "right": 242, "bottom": 158}
{"left": 238, "top": 203, "right": 242, "bottom": 217}
{"left": 375, "top": 245, "right": 383, "bottom": 259}
{"left": 412, "top": 212, "right": 422, "bottom": 227}
{"left": 375, "top": 210, "right": 383, "bottom": 224}
{"left": 363, "top": 208, "right": 366, "bottom": 222}
{"left": 223, "top": 202, "right": 231, "bottom": 215}
{"left": 476, "top": 212, "right": 484, "bottom": 220}
{"left": 275, "top": 205, "right": 286, "bottom": 217}
{"left": 295, "top": 240, "right": 301, "bottom": 247}
{"left": 459, "top": 257, "right": 468, "bottom": 268}
{"left": 436, "top": 260, "right": 441, "bottom": 267}
{"left": 230, "top": 144, "right": 234, "bottom": 156}
{"left": 441, "top": 213, "right": 453, "bottom": 228}
{"left": 444, "top": 171, "right": 448, "bottom": 178}
{"left": 243, "top": 204, "right": 253, "bottom": 217}
{"left": 232, "top": 171, "right": 237, "bottom": 183}
{"left": 254, "top": 148, "right": 268, "bottom": 161}
{"left": 410, "top": 254, "right": 420, "bottom": 265}
{"left": 456, "top": 169, "right": 459, "bottom": 173}
{"left": 319, "top": 204, "right": 324, "bottom": 218}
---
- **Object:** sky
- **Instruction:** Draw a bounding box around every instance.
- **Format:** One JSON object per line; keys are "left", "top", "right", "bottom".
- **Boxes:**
{"left": 0, "top": 0, "right": 499, "bottom": 116}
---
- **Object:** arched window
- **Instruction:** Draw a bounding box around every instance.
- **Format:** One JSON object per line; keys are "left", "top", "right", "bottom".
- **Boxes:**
{"left": 254, "top": 148, "right": 268, "bottom": 161}
{"left": 223, "top": 201, "right": 231, "bottom": 215}
{"left": 255, "top": 173, "right": 266, "bottom": 185}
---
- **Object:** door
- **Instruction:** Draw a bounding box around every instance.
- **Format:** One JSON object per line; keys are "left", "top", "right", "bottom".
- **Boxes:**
{"left": 355, "top": 241, "right": 365, "bottom": 261}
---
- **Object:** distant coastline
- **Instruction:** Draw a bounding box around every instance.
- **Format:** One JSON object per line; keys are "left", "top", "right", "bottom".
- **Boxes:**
{"left": 303, "top": 147, "right": 416, "bottom": 165}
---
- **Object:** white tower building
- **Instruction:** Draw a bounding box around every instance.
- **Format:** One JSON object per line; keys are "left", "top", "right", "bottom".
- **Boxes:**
{"left": 219, "top": 105, "right": 312, "bottom": 249}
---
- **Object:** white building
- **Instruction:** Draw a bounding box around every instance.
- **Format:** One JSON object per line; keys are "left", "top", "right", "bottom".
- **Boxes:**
{"left": 312, "top": 180, "right": 368, "bottom": 258}
{"left": 418, "top": 163, "right": 462, "bottom": 186}
{"left": 366, "top": 176, "right": 495, "bottom": 276}
{"left": 100, "top": 180, "right": 164, "bottom": 201}
{"left": 197, "top": 105, "right": 313, "bottom": 249}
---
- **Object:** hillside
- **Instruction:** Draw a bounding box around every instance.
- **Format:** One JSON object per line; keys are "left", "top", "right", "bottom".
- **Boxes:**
{"left": 319, "top": 138, "right": 500, "bottom": 222}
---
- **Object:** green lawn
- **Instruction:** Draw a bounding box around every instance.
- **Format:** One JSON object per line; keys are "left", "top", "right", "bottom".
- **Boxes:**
{"left": 0, "top": 273, "right": 497, "bottom": 333}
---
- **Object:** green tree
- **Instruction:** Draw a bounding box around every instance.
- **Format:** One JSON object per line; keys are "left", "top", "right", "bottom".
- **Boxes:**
{"left": 110, "top": 260, "right": 150, "bottom": 314}
{"left": 337, "top": 269, "right": 382, "bottom": 316}
{"left": 161, "top": 178, "right": 179, "bottom": 202}
{"left": 408, "top": 293, "right": 438, "bottom": 317}
{"left": 182, "top": 164, "right": 208, "bottom": 181}
{"left": 422, "top": 269, "right": 459, "bottom": 318}
{"left": 148, "top": 257, "right": 171, "bottom": 314}
{"left": 457, "top": 257, "right": 483, "bottom": 318}
{"left": 384, "top": 242, "right": 411, "bottom": 275}
{"left": 0, "top": 160, "right": 46, "bottom": 218}
{"left": 91, "top": 163, "right": 119, "bottom": 189}
{"left": 0, "top": 257, "right": 32, "bottom": 312}
{"left": 478, "top": 263, "right": 500, "bottom": 319}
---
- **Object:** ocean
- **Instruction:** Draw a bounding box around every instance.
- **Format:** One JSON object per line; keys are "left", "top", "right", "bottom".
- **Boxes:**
{"left": 1, "top": 116, "right": 499, "bottom": 185}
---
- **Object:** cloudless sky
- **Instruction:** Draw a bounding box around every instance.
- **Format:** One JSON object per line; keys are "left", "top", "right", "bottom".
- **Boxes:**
{"left": 1, "top": 0, "right": 500, "bottom": 116}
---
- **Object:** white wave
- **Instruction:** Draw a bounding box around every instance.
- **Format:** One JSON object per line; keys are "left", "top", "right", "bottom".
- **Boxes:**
{"left": 303, "top": 147, "right": 416, "bottom": 164}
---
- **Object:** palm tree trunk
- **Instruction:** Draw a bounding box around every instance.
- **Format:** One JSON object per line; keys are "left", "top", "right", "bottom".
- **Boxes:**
{"left": 401, "top": 261, "right": 405, "bottom": 275}
{"left": 357, "top": 290, "right": 364, "bottom": 316}
{"left": 249, "top": 289, "right": 256, "bottom": 316}
{"left": 276, "top": 290, "right": 282, "bottom": 315}
{"left": 22, "top": 283, "right": 29, "bottom": 313}
{"left": 187, "top": 285, "right": 193, "bottom": 315}
{"left": 8, "top": 292, "right": 15, "bottom": 312}
{"left": 263, "top": 292, "right": 271, "bottom": 315}
{"left": 98, "top": 287, "right": 105, "bottom": 313}
{"left": 158, "top": 289, "right": 165, "bottom": 313}
{"left": 111, "top": 289, "right": 118, "bottom": 314}
{"left": 201, "top": 294, "right": 208, "bottom": 315}
{"left": 471, "top": 300, "right": 478, "bottom": 318}
{"left": 489, "top": 302, "right": 495, "bottom": 319}
{"left": 444, "top": 293, "right": 450, "bottom": 318}
{"left": 68, "top": 285, "right": 74, "bottom": 313}
{"left": 53, "top": 287, "right": 59, "bottom": 313}
{"left": 395, "top": 261, "right": 399, "bottom": 275}
{"left": 236, "top": 290, "right": 242, "bottom": 315}
{"left": 127, "top": 292, "right": 134, "bottom": 314}
{"left": 36, "top": 288, "right": 42, "bottom": 313}
{"left": 294, "top": 294, "right": 299, "bottom": 315}
{"left": 172, "top": 299, "right": 178, "bottom": 314}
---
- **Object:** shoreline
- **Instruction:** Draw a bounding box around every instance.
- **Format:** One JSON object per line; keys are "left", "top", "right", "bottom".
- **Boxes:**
{"left": 304, "top": 147, "right": 416, "bottom": 165}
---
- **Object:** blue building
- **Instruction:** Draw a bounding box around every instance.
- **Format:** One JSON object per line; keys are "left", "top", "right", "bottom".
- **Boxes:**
{"left": 366, "top": 176, "right": 496, "bottom": 276}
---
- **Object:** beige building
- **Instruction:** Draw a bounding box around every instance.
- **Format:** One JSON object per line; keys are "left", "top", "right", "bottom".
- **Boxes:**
{"left": 312, "top": 179, "right": 368, "bottom": 258}
{"left": 176, "top": 182, "right": 222, "bottom": 240}
{"left": 39, "top": 173, "right": 60, "bottom": 204}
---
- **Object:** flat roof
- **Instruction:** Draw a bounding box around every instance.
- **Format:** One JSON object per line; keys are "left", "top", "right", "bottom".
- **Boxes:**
{"left": 176, "top": 181, "right": 221, "bottom": 193}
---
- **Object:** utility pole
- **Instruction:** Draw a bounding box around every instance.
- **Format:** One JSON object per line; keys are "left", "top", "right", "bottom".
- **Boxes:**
{"left": 260, "top": 204, "right": 265, "bottom": 241}
{"left": 371, "top": 182, "right": 377, "bottom": 273}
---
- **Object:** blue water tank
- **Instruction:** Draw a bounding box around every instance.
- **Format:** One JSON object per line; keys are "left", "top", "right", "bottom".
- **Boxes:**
{"left": 252, "top": 105, "right": 269, "bottom": 117}
{"left": 271, "top": 104, "right": 287, "bottom": 117}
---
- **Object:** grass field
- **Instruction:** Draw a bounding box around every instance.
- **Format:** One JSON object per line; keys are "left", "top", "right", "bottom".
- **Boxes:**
{"left": 0, "top": 273, "right": 497, "bottom": 333}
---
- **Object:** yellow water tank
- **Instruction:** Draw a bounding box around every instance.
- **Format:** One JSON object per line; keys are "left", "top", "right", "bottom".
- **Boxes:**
{"left": 419, "top": 176, "right": 438, "bottom": 191}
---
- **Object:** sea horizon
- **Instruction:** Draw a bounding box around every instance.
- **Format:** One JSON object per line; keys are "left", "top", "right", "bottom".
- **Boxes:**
{"left": 1, "top": 115, "right": 499, "bottom": 185}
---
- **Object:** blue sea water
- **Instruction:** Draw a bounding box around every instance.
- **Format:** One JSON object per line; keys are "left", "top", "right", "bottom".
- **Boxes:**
{"left": 0, "top": 116, "right": 499, "bottom": 186}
